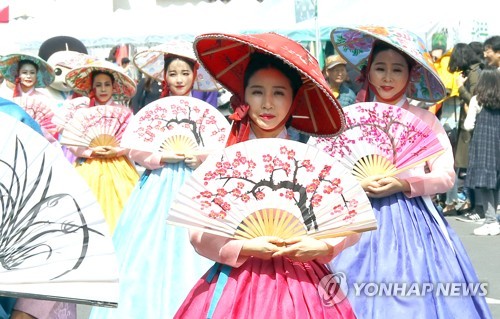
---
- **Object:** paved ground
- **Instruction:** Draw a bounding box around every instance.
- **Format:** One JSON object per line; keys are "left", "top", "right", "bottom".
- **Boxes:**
{"left": 77, "top": 213, "right": 500, "bottom": 318}
{"left": 444, "top": 214, "right": 500, "bottom": 318}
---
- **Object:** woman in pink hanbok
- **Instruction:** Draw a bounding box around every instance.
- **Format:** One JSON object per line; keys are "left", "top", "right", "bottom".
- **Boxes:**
{"left": 0, "top": 53, "right": 58, "bottom": 142}
{"left": 174, "top": 32, "right": 358, "bottom": 319}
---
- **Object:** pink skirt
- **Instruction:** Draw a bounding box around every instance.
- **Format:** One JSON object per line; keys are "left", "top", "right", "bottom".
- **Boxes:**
{"left": 174, "top": 257, "right": 355, "bottom": 319}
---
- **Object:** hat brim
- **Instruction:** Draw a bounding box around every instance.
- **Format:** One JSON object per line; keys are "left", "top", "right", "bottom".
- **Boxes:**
{"left": 331, "top": 26, "right": 446, "bottom": 102}
{"left": 47, "top": 52, "right": 96, "bottom": 69}
{"left": 0, "top": 53, "right": 55, "bottom": 88}
{"left": 326, "top": 61, "right": 346, "bottom": 70}
{"left": 194, "top": 32, "right": 345, "bottom": 137}
{"left": 133, "top": 42, "right": 221, "bottom": 92}
{"left": 66, "top": 62, "right": 136, "bottom": 99}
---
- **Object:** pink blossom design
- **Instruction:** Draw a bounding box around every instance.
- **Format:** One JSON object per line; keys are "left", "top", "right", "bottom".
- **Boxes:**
{"left": 195, "top": 143, "right": 356, "bottom": 231}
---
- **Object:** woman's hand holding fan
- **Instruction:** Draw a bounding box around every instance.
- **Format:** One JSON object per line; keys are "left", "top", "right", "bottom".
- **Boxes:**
{"left": 167, "top": 138, "right": 377, "bottom": 241}
{"left": 92, "top": 145, "right": 120, "bottom": 159}
{"left": 160, "top": 151, "right": 187, "bottom": 164}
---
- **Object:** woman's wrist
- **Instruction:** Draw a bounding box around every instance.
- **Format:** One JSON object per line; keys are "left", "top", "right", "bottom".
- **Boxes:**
{"left": 395, "top": 177, "right": 411, "bottom": 192}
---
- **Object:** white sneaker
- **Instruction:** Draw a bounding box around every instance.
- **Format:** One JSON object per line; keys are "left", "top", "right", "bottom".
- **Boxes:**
{"left": 473, "top": 223, "right": 500, "bottom": 236}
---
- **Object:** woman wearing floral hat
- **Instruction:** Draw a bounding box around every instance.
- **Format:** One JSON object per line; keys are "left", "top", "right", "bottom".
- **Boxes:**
{"left": 60, "top": 60, "right": 139, "bottom": 233}
{"left": 0, "top": 53, "right": 54, "bottom": 99}
{"left": 172, "top": 32, "right": 359, "bottom": 319}
{"left": 0, "top": 53, "right": 58, "bottom": 141}
{"left": 325, "top": 26, "right": 492, "bottom": 318}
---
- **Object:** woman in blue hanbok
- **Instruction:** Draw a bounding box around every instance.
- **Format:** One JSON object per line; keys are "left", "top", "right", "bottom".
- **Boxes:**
{"left": 89, "top": 46, "right": 225, "bottom": 318}
{"left": 323, "top": 26, "right": 492, "bottom": 319}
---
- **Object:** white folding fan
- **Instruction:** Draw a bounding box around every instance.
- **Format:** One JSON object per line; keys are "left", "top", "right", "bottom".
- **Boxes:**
{"left": 0, "top": 113, "right": 118, "bottom": 307}
{"left": 120, "top": 96, "right": 230, "bottom": 156}
{"left": 167, "top": 138, "right": 377, "bottom": 240}
{"left": 309, "top": 102, "right": 445, "bottom": 181}
{"left": 59, "top": 104, "right": 132, "bottom": 148}
{"left": 14, "top": 95, "right": 57, "bottom": 137}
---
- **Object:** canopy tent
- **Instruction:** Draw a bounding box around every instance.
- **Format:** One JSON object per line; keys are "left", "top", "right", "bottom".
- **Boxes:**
{"left": 1, "top": 0, "right": 497, "bottom": 58}
{"left": 1, "top": 0, "right": 295, "bottom": 55}
{"left": 244, "top": 4, "right": 496, "bottom": 68}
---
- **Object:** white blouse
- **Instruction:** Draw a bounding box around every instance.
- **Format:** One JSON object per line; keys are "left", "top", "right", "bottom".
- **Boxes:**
{"left": 463, "top": 95, "right": 481, "bottom": 131}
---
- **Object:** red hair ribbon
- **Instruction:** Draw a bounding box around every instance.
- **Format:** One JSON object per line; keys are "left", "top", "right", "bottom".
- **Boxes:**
{"left": 160, "top": 79, "right": 169, "bottom": 98}
{"left": 88, "top": 90, "right": 97, "bottom": 107}
{"left": 226, "top": 94, "right": 251, "bottom": 146}
{"left": 13, "top": 77, "right": 22, "bottom": 98}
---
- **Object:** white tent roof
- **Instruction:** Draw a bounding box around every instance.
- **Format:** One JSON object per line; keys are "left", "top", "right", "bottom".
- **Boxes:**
{"left": 1, "top": 0, "right": 498, "bottom": 56}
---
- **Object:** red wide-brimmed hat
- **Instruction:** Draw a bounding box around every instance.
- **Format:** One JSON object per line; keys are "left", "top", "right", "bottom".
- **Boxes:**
{"left": 193, "top": 32, "right": 345, "bottom": 137}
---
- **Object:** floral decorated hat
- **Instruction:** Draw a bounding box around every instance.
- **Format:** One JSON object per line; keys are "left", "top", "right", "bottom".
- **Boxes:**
{"left": 65, "top": 60, "right": 137, "bottom": 99}
{"left": 331, "top": 26, "right": 446, "bottom": 102}
{"left": 48, "top": 51, "right": 96, "bottom": 70}
{"left": 194, "top": 32, "right": 345, "bottom": 137}
{"left": 0, "top": 53, "right": 55, "bottom": 88}
{"left": 133, "top": 41, "right": 220, "bottom": 92}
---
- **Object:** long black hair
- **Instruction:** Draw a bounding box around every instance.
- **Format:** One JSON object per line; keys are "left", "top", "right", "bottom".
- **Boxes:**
{"left": 370, "top": 41, "right": 415, "bottom": 72}
{"left": 447, "top": 43, "right": 483, "bottom": 74}
{"left": 475, "top": 66, "right": 500, "bottom": 110}
{"left": 243, "top": 52, "right": 303, "bottom": 99}
{"left": 243, "top": 52, "right": 303, "bottom": 128}
{"left": 164, "top": 54, "right": 196, "bottom": 73}
{"left": 91, "top": 70, "right": 115, "bottom": 84}
{"left": 17, "top": 60, "right": 38, "bottom": 74}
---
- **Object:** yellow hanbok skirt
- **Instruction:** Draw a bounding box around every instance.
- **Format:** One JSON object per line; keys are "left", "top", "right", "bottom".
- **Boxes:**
{"left": 75, "top": 156, "right": 139, "bottom": 233}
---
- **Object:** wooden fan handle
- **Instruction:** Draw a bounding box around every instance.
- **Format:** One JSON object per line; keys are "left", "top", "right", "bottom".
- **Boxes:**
{"left": 384, "top": 149, "right": 446, "bottom": 177}
{"left": 89, "top": 134, "right": 119, "bottom": 148}
{"left": 311, "top": 225, "right": 378, "bottom": 239}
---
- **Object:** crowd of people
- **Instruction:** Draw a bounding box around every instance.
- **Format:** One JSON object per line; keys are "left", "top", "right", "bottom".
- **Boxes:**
{"left": 429, "top": 35, "right": 500, "bottom": 235}
{"left": 0, "top": 25, "right": 498, "bottom": 319}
